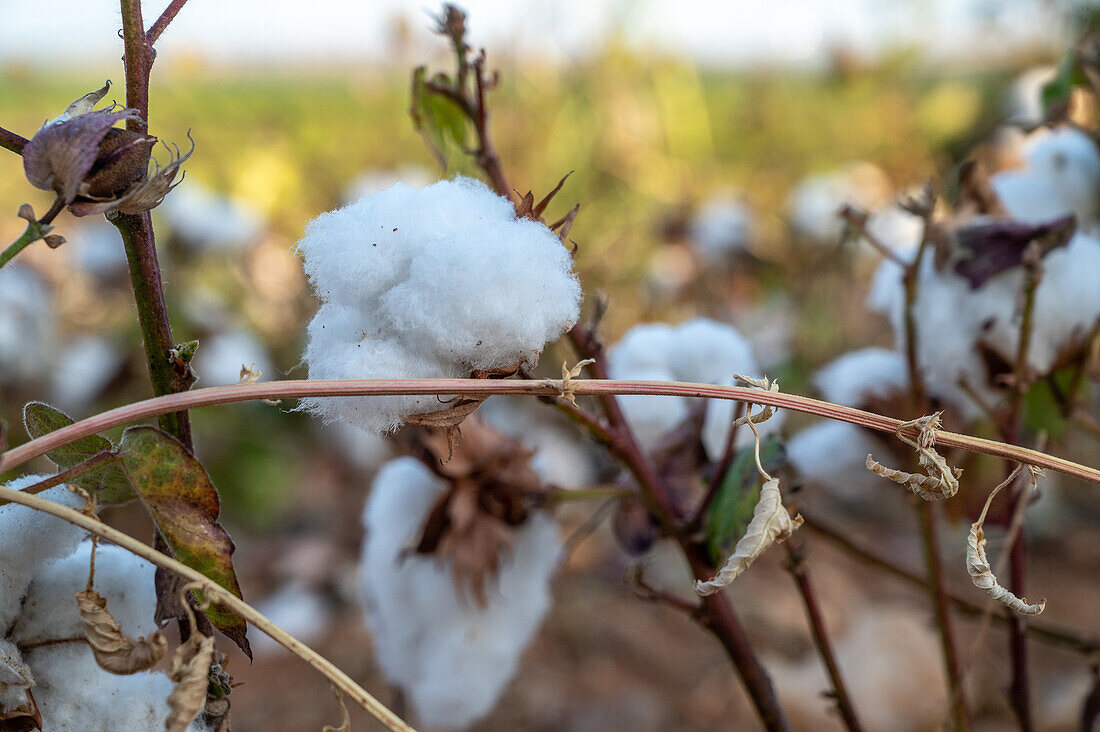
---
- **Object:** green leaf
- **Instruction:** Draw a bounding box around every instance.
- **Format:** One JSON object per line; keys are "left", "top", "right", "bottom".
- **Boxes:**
{"left": 1022, "top": 373, "right": 1070, "bottom": 442}
{"left": 118, "top": 426, "right": 250, "bottom": 657}
{"left": 705, "top": 440, "right": 785, "bottom": 565}
{"left": 1041, "top": 52, "right": 1088, "bottom": 119}
{"left": 410, "top": 66, "right": 468, "bottom": 167}
{"left": 22, "top": 402, "right": 134, "bottom": 503}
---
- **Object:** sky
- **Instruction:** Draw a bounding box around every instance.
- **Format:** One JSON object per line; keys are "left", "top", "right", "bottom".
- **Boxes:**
{"left": 0, "top": 0, "right": 1075, "bottom": 69}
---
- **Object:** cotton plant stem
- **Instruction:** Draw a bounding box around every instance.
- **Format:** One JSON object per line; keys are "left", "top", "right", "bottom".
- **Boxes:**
{"left": 146, "top": 0, "right": 190, "bottom": 45}
{"left": 917, "top": 501, "right": 968, "bottom": 731}
{"left": 0, "top": 126, "right": 27, "bottom": 155}
{"left": 0, "top": 220, "right": 51, "bottom": 269}
{"left": 784, "top": 538, "right": 865, "bottom": 732}
{"left": 0, "top": 485, "right": 415, "bottom": 732}
{"left": 899, "top": 201, "right": 969, "bottom": 731}
{"left": 800, "top": 512, "right": 1099, "bottom": 655}
{"left": 2, "top": 379, "right": 1098, "bottom": 481}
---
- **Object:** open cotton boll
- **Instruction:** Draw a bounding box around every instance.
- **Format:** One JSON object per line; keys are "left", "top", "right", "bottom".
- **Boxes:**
{"left": 193, "top": 328, "right": 274, "bottom": 386}
{"left": 865, "top": 205, "right": 923, "bottom": 258}
{"left": 359, "top": 458, "right": 560, "bottom": 729}
{"left": 299, "top": 177, "right": 581, "bottom": 434}
{"left": 157, "top": 179, "right": 264, "bottom": 253}
{"left": 867, "top": 254, "right": 1002, "bottom": 421}
{"left": 977, "top": 232, "right": 1100, "bottom": 374}
{"left": 25, "top": 644, "right": 211, "bottom": 732}
{"left": 787, "top": 163, "right": 891, "bottom": 243}
{"left": 787, "top": 421, "right": 889, "bottom": 500}
{"left": 0, "top": 265, "right": 56, "bottom": 385}
{"left": 992, "top": 126, "right": 1100, "bottom": 226}
{"left": 48, "top": 336, "right": 125, "bottom": 413}
{"left": 611, "top": 318, "right": 781, "bottom": 459}
{"left": 813, "top": 347, "right": 908, "bottom": 408}
{"left": 0, "top": 480, "right": 87, "bottom": 633}
{"left": 341, "top": 165, "right": 433, "bottom": 204}
{"left": 9, "top": 543, "right": 157, "bottom": 647}
{"left": 687, "top": 192, "right": 754, "bottom": 262}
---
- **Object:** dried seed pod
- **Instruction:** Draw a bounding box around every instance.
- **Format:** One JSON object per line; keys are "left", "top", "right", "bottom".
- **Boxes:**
{"left": 76, "top": 589, "right": 168, "bottom": 674}
{"left": 694, "top": 478, "right": 803, "bottom": 596}
{"left": 966, "top": 467, "right": 1046, "bottom": 616}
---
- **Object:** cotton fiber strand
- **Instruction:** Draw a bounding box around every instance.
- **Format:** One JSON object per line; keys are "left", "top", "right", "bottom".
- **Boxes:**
{"left": 358, "top": 458, "right": 560, "bottom": 729}
{"left": 299, "top": 177, "right": 581, "bottom": 433}
{"left": 608, "top": 318, "right": 782, "bottom": 459}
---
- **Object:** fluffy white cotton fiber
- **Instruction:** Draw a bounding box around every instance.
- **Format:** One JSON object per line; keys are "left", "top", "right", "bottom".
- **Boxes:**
{"left": 299, "top": 177, "right": 581, "bottom": 433}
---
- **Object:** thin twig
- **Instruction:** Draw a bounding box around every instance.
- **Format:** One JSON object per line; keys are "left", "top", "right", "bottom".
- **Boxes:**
{"left": 1, "top": 379, "right": 1098, "bottom": 482}
{"left": 0, "top": 452, "right": 118, "bottom": 505}
{"left": 784, "top": 538, "right": 864, "bottom": 732}
{"left": 0, "top": 485, "right": 416, "bottom": 732}
{"left": 801, "top": 512, "right": 1098, "bottom": 655}
{"left": 0, "top": 126, "right": 27, "bottom": 155}
{"left": 146, "top": 0, "right": 190, "bottom": 45}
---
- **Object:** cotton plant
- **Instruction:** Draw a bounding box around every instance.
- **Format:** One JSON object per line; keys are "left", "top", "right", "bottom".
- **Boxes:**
{"left": 786, "top": 162, "right": 892, "bottom": 244}
{"left": 0, "top": 479, "right": 210, "bottom": 731}
{"left": 299, "top": 176, "right": 582, "bottom": 433}
{"left": 608, "top": 317, "right": 783, "bottom": 460}
{"left": 358, "top": 455, "right": 561, "bottom": 730}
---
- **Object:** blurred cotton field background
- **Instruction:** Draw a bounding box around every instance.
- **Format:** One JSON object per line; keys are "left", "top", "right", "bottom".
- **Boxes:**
{"left": 2, "top": 0, "right": 1100, "bottom": 730}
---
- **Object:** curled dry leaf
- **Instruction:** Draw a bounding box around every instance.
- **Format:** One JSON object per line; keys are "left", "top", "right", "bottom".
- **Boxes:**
{"left": 966, "top": 467, "right": 1047, "bottom": 616}
{"left": 694, "top": 478, "right": 803, "bottom": 596}
{"left": 322, "top": 684, "right": 351, "bottom": 732}
{"left": 866, "top": 412, "right": 961, "bottom": 500}
{"left": 166, "top": 632, "right": 216, "bottom": 732}
{"left": 555, "top": 358, "right": 595, "bottom": 407}
{"left": 75, "top": 590, "right": 168, "bottom": 675}
{"left": 731, "top": 373, "right": 779, "bottom": 427}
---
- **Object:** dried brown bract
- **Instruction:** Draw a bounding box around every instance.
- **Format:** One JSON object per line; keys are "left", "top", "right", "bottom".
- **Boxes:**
{"left": 0, "top": 641, "right": 40, "bottom": 731}
{"left": 75, "top": 589, "right": 168, "bottom": 675}
{"left": 866, "top": 411, "right": 961, "bottom": 500}
{"left": 399, "top": 416, "right": 545, "bottom": 605}
{"left": 966, "top": 466, "right": 1046, "bottom": 615}
{"left": 21, "top": 81, "right": 191, "bottom": 219}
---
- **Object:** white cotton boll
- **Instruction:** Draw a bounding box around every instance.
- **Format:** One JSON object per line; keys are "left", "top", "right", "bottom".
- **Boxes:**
{"left": 1006, "top": 66, "right": 1056, "bottom": 126}
{"left": 342, "top": 165, "right": 434, "bottom": 204}
{"left": 787, "top": 421, "right": 888, "bottom": 500}
{"left": 0, "top": 265, "right": 56, "bottom": 385}
{"left": 865, "top": 205, "right": 923, "bottom": 258}
{"left": 979, "top": 232, "right": 1100, "bottom": 374}
{"left": 687, "top": 192, "right": 754, "bottom": 262}
{"left": 26, "top": 644, "right": 211, "bottom": 732}
{"left": 787, "top": 163, "right": 891, "bottom": 244}
{"left": 611, "top": 318, "right": 781, "bottom": 460}
{"left": 866, "top": 255, "right": 1000, "bottom": 420}
{"left": 251, "top": 581, "right": 332, "bottom": 656}
{"left": 991, "top": 126, "right": 1100, "bottom": 226}
{"left": 9, "top": 543, "right": 157, "bottom": 646}
{"left": 48, "top": 336, "right": 125, "bottom": 413}
{"left": 614, "top": 368, "right": 689, "bottom": 453}
{"left": 359, "top": 458, "right": 560, "bottom": 730}
{"left": 157, "top": 180, "right": 264, "bottom": 253}
{"left": 299, "top": 177, "right": 581, "bottom": 434}
{"left": 813, "top": 347, "right": 908, "bottom": 408}
{"left": 0, "top": 481, "right": 87, "bottom": 633}
{"left": 193, "top": 328, "right": 273, "bottom": 387}
{"left": 67, "top": 219, "right": 128, "bottom": 277}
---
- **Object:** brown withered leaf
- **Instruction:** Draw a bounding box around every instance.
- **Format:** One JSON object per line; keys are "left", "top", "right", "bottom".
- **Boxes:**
{"left": 0, "top": 643, "right": 39, "bottom": 732}
{"left": 952, "top": 214, "right": 1076, "bottom": 288}
{"left": 166, "top": 633, "right": 216, "bottom": 732}
{"left": 404, "top": 397, "right": 486, "bottom": 460}
{"left": 75, "top": 590, "right": 168, "bottom": 675}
